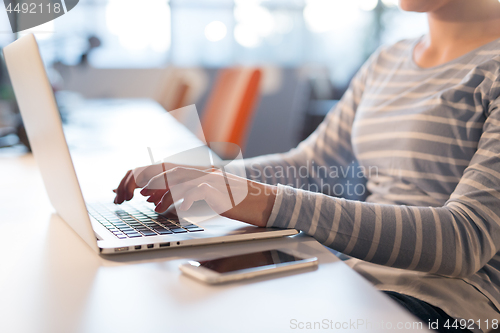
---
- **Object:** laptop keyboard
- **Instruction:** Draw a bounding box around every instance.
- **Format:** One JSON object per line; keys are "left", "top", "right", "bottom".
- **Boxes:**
{"left": 87, "top": 203, "right": 204, "bottom": 239}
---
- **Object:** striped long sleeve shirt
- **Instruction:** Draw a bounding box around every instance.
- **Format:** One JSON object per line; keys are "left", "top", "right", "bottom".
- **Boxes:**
{"left": 242, "top": 38, "right": 500, "bottom": 323}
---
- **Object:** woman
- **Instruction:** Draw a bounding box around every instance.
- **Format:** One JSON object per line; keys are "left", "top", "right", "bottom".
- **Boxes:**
{"left": 114, "top": 0, "right": 500, "bottom": 330}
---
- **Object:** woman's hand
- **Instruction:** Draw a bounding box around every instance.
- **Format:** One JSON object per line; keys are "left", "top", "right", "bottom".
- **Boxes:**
{"left": 139, "top": 166, "right": 277, "bottom": 227}
{"left": 113, "top": 163, "right": 176, "bottom": 204}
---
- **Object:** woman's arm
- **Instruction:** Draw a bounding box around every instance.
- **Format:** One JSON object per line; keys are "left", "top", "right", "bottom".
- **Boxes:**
{"left": 266, "top": 101, "right": 500, "bottom": 278}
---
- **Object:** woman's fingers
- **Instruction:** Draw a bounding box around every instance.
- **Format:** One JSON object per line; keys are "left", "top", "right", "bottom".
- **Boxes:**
{"left": 114, "top": 164, "right": 173, "bottom": 205}
{"left": 114, "top": 170, "right": 133, "bottom": 204}
{"left": 140, "top": 166, "right": 239, "bottom": 213}
{"left": 178, "top": 184, "right": 211, "bottom": 211}
{"left": 124, "top": 172, "right": 137, "bottom": 201}
{"left": 180, "top": 183, "right": 233, "bottom": 214}
{"left": 151, "top": 181, "right": 192, "bottom": 213}
{"left": 143, "top": 167, "right": 205, "bottom": 192}
{"left": 155, "top": 190, "right": 175, "bottom": 213}
{"left": 124, "top": 166, "right": 153, "bottom": 200}
{"left": 145, "top": 189, "right": 167, "bottom": 204}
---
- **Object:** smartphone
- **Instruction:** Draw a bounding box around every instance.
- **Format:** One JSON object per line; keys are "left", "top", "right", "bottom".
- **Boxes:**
{"left": 179, "top": 249, "right": 318, "bottom": 284}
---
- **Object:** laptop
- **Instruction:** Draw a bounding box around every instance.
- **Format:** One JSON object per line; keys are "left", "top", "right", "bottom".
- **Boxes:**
{"left": 2, "top": 34, "right": 297, "bottom": 254}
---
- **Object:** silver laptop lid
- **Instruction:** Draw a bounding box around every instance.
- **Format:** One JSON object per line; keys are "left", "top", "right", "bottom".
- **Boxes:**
{"left": 3, "top": 34, "right": 99, "bottom": 253}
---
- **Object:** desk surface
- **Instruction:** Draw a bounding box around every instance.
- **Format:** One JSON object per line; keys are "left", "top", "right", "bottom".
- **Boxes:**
{"left": 0, "top": 99, "right": 427, "bottom": 333}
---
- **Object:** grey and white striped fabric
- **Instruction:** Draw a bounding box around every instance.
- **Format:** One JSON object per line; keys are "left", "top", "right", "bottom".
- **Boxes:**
{"left": 242, "top": 38, "right": 500, "bottom": 321}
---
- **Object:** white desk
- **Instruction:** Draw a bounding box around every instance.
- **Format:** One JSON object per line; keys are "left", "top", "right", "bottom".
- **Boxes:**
{"left": 0, "top": 99, "right": 427, "bottom": 333}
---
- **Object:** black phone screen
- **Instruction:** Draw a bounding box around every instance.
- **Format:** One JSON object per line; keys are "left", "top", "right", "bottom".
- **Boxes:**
{"left": 196, "top": 250, "right": 302, "bottom": 274}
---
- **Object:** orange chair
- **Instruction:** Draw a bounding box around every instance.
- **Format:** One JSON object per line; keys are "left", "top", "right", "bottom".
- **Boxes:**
{"left": 201, "top": 67, "right": 262, "bottom": 157}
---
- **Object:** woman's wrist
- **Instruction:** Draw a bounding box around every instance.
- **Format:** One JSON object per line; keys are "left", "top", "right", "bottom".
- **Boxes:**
{"left": 223, "top": 181, "right": 277, "bottom": 227}
{"left": 240, "top": 181, "right": 277, "bottom": 227}
{"left": 259, "top": 183, "right": 278, "bottom": 227}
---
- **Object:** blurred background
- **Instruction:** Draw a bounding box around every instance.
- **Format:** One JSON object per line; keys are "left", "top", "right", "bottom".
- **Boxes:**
{"left": 0, "top": 0, "right": 427, "bottom": 158}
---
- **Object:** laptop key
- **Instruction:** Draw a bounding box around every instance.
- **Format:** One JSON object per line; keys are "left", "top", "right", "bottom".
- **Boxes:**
{"left": 126, "top": 233, "right": 142, "bottom": 238}
{"left": 164, "top": 224, "right": 179, "bottom": 229}
{"left": 186, "top": 227, "right": 204, "bottom": 232}
{"left": 180, "top": 225, "right": 197, "bottom": 229}
{"left": 170, "top": 228, "right": 187, "bottom": 233}
{"left": 156, "top": 229, "right": 173, "bottom": 235}
{"left": 140, "top": 231, "right": 157, "bottom": 236}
